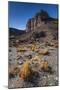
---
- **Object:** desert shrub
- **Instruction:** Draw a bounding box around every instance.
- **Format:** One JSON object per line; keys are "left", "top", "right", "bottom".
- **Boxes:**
{"left": 17, "top": 47, "right": 26, "bottom": 52}
{"left": 31, "top": 45, "right": 36, "bottom": 51}
{"left": 9, "top": 66, "right": 20, "bottom": 79}
{"left": 13, "top": 67, "right": 20, "bottom": 74}
{"left": 19, "top": 61, "right": 39, "bottom": 80}
{"left": 9, "top": 72, "right": 15, "bottom": 79}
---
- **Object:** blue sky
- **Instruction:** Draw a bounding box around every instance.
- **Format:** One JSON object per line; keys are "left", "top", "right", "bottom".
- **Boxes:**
{"left": 8, "top": 2, "right": 58, "bottom": 30}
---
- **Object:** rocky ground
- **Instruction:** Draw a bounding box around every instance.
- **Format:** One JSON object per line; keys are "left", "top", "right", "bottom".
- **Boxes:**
{"left": 8, "top": 41, "right": 58, "bottom": 89}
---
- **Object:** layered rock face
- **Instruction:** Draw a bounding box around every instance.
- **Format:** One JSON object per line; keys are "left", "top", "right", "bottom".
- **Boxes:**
{"left": 26, "top": 10, "right": 49, "bottom": 32}
{"left": 26, "top": 15, "right": 42, "bottom": 31}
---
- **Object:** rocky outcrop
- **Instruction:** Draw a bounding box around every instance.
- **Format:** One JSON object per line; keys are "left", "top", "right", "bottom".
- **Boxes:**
{"left": 26, "top": 10, "right": 50, "bottom": 31}
{"left": 26, "top": 16, "right": 42, "bottom": 31}
{"left": 9, "top": 10, "right": 58, "bottom": 44}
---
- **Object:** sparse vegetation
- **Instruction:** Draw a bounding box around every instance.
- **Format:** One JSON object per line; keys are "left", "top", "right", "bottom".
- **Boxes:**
{"left": 9, "top": 66, "right": 20, "bottom": 79}
{"left": 19, "top": 61, "right": 32, "bottom": 80}
{"left": 19, "top": 61, "right": 39, "bottom": 81}
{"left": 9, "top": 9, "right": 58, "bottom": 88}
{"left": 17, "top": 47, "right": 26, "bottom": 52}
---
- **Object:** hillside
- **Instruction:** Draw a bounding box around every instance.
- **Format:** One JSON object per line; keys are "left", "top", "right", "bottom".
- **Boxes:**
{"left": 9, "top": 10, "right": 58, "bottom": 44}
{"left": 9, "top": 10, "right": 58, "bottom": 88}
{"left": 9, "top": 28, "right": 26, "bottom": 38}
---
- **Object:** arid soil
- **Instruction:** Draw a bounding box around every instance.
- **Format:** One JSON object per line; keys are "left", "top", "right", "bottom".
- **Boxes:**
{"left": 8, "top": 42, "right": 58, "bottom": 88}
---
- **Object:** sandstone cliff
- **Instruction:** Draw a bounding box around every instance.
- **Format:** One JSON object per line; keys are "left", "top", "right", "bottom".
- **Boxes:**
{"left": 26, "top": 10, "right": 51, "bottom": 32}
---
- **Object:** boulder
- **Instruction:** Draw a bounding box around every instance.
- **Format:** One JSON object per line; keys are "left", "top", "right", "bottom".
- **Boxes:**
{"left": 38, "top": 48, "right": 49, "bottom": 55}
{"left": 40, "top": 60, "right": 49, "bottom": 71}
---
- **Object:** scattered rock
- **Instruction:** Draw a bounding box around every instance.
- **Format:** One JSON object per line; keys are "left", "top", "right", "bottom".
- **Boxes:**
{"left": 31, "top": 55, "right": 41, "bottom": 61}
{"left": 40, "top": 60, "right": 49, "bottom": 71}
{"left": 9, "top": 44, "right": 58, "bottom": 88}
{"left": 38, "top": 48, "right": 49, "bottom": 55}
{"left": 26, "top": 54, "right": 32, "bottom": 59}
{"left": 24, "top": 51, "right": 32, "bottom": 59}
{"left": 17, "top": 60, "right": 23, "bottom": 65}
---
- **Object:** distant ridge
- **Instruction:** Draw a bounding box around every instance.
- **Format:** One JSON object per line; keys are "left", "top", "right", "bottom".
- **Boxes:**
{"left": 9, "top": 28, "right": 26, "bottom": 36}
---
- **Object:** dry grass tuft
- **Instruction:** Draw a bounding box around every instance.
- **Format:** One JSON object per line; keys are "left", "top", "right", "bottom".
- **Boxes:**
{"left": 19, "top": 61, "right": 31, "bottom": 80}
{"left": 19, "top": 61, "right": 39, "bottom": 80}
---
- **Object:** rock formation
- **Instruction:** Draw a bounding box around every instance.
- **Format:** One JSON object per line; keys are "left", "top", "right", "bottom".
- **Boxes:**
{"left": 26, "top": 10, "right": 49, "bottom": 32}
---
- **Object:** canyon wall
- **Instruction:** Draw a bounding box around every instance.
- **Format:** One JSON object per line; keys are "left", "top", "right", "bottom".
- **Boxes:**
{"left": 26, "top": 10, "right": 50, "bottom": 32}
{"left": 26, "top": 15, "right": 42, "bottom": 31}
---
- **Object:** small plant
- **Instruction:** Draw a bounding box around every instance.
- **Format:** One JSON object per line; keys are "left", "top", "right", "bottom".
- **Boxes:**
{"left": 31, "top": 45, "right": 36, "bottom": 51}
{"left": 17, "top": 47, "right": 26, "bottom": 52}
{"left": 9, "top": 66, "right": 20, "bottom": 79}
{"left": 13, "top": 66, "right": 20, "bottom": 74}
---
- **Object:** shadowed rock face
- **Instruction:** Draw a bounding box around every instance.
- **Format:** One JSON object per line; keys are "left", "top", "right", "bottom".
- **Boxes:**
{"left": 26, "top": 19, "right": 31, "bottom": 32}
{"left": 34, "top": 17, "right": 37, "bottom": 30}
{"left": 31, "top": 18, "right": 34, "bottom": 30}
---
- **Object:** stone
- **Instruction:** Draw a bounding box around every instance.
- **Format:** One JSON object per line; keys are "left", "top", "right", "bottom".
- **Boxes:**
{"left": 17, "top": 61, "right": 23, "bottom": 65}
{"left": 31, "top": 56, "right": 40, "bottom": 61}
{"left": 40, "top": 60, "right": 49, "bottom": 71}
{"left": 38, "top": 48, "right": 49, "bottom": 55}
